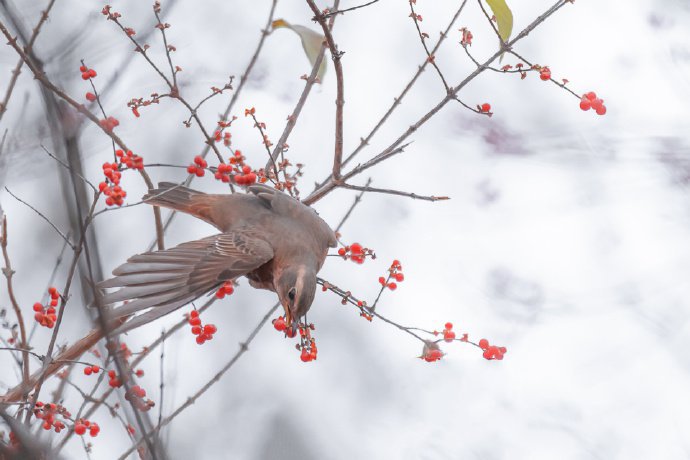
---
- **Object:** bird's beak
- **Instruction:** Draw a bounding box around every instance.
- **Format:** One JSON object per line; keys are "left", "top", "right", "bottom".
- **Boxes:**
{"left": 284, "top": 305, "right": 293, "bottom": 327}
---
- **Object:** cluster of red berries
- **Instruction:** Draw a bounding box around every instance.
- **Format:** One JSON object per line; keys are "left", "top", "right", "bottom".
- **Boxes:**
{"left": 33, "top": 287, "right": 59, "bottom": 328}
{"left": 479, "top": 103, "right": 491, "bottom": 114}
{"left": 420, "top": 342, "right": 444, "bottom": 362}
{"left": 213, "top": 130, "right": 232, "bottom": 146}
{"left": 337, "top": 242, "right": 373, "bottom": 264}
{"left": 579, "top": 91, "right": 606, "bottom": 115}
{"left": 187, "top": 155, "right": 207, "bottom": 177}
{"left": 73, "top": 419, "right": 100, "bottom": 437}
{"left": 83, "top": 364, "right": 101, "bottom": 376}
{"left": 107, "top": 369, "right": 123, "bottom": 388}
{"left": 188, "top": 310, "right": 217, "bottom": 345}
{"left": 478, "top": 338, "right": 507, "bottom": 360}
{"left": 125, "top": 385, "right": 154, "bottom": 412}
{"left": 297, "top": 323, "right": 318, "bottom": 362}
{"left": 378, "top": 259, "right": 404, "bottom": 291}
{"left": 99, "top": 161, "right": 127, "bottom": 206}
{"left": 539, "top": 66, "right": 552, "bottom": 81}
{"left": 99, "top": 116, "right": 120, "bottom": 132}
{"left": 300, "top": 339, "right": 318, "bottom": 362}
{"left": 234, "top": 164, "right": 257, "bottom": 185}
{"left": 79, "top": 65, "right": 97, "bottom": 80}
{"left": 272, "top": 315, "right": 296, "bottom": 338}
{"left": 34, "top": 402, "right": 68, "bottom": 433}
{"left": 215, "top": 281, "right": 234, "bottom": 299}
{"left": 115, "top": 149, "right": 144, "bottom": 170}
{"left": 214, "top": 163, "right": 233, "bottom": 183}
{"left": 442, "top": 322, "right": 455, "bottom": 342}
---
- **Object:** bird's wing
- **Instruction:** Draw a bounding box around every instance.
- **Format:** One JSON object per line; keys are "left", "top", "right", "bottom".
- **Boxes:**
{"left": 100, "top": 230, "right": 273, "bottom": 334}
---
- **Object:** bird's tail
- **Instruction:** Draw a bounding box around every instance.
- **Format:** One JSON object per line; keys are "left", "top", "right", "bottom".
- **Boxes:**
{"left": 144, "top": 182, "right": 216, "bottom": 225}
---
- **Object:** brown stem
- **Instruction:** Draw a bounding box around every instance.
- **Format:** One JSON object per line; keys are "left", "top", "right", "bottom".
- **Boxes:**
{"left": 307, "top": 0, "right": 345, "bottom": 179}
{"left": 0, "top": 216, "right": 30, "bottom": 405}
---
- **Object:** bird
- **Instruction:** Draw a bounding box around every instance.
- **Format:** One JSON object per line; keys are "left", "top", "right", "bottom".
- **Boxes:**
{"left": 99, "top": 182, "right": 337, "bottom": 334}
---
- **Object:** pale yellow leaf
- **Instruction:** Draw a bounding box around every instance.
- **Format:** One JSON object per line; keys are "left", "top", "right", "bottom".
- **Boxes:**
{"left": 272, "top": 19, "right": 327, "bottom": 81}
{"left": 485, "top": 0, "right": 513, "bottom": 42}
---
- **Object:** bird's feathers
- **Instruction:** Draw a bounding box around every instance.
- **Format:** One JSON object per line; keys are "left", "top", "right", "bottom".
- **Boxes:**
{"left": 100, "top": 231, "right": 273, "bottom": 333}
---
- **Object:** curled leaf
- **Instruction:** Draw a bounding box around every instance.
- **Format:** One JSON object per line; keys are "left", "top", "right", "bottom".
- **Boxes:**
{"left": 272, "top": 19, "right": 327, "bottom": 81}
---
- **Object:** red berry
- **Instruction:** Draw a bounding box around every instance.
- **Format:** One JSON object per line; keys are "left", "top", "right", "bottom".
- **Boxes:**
{"left": 378, "top": 277, "right": 386, "bottom": 285}
{"left": 86, "top": 92, "right": 97, "bottom": 102}
{"left": 444, "top": 322, "right": 453, "bottom": 330}
{"left": 84, "top": 367, "right": 92, "bottom": 376}
{"left": 33, "top": 303, "right": 43, "bottom": 312}
{"left": 478, "top": 338, "right": 489, "bottom": 350}
{"left": 91, "top": 365, "right": 100, "bottom": 373}
{"left": 595, "top": 105, "right": 607, "bottom": 116}
{"left": 443, "top": 330, "right": 456, "bottom": 342}
{"left": 79, "top": 65, "right": 87, "bottom": 72}
{"left": 203, "top": 324, "right": 217, "bottom": 335}
{"left": 196, "top": 335, "right": 206, "bottom": 345}
{"left": 350, "top": 243, "right": 363, "bottom": 254}
{"left": 579, "top": 98, "right": 591, "bottom": 111}
{"left": 273, "top": 316, "right": 286, "bottom": 332}
{"left": 387, "top": 282, "right": 397, "bottom": 290}
{"left": 337, "top": 248, "right": 346, "bottom": 256}
{"left": 585, "top": 91, "right": 597, "bottom": 100}
{"left": 191, "top": 326, "right": 202, "bottom": 335}
{"left": 300, "top": 348, "right": 312, "bottom": 362}
{"left": 480, "top": 103, "right": 491, "bottom": 113}
{"left": 74, "top": 423, "right": 86, "bottom": 435}
{"left": 394, "top": 273, "right": 404, "bottom": 282}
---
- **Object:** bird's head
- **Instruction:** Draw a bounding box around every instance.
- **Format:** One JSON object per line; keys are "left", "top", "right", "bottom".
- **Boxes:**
{"left": 275, "top": 266, "right": 317, "bottom": 327}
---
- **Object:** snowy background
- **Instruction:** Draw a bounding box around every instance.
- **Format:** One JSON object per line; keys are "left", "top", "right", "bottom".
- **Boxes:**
{"left": 1, "top": 0, "right": 689, "bottom": 458}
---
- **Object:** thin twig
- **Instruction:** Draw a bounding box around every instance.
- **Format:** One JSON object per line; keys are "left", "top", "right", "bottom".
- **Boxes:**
{"left": 339, "top": 182, "right": 449, "bottom": 202}
{"left": 0, "top": 215, "right": 31, "bottom": 401}
{"left": 322, "top": 0, "right": 381, "bottom": 19}
{"left": 335, "top": 177, "right": 371, "bottom": 233}
{"left": 4, "top": 188, "right": 75, "bottom": 248}
{"left": 307, "top": 0, "right": 345, "bottom": 179}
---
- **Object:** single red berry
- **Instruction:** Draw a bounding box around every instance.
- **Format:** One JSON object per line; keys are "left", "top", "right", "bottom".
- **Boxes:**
{"left": 350, "top": 243, "right": 363, "bottom": 254}
{"left": 86, "top": 92, "right": 97, "bottom": 102}
{"left": 337, "top": 247, "right": 346, "bottom": 256}
{"left": 378, "top": 276, "right": 386, "bottom": 285}
{"left": 273, "top": 316, "right": 286, "bottom": 332}
{"left": 191, "top": 325, "right": 202, "bottom": 335}
{"left": 300, "top": 348, "right": 312, "bottom": 362}
{"left": 481, "top": 103, "right": 491, "bottom": 113}
{"left": 387, "top": 282, "right": 397, "bottom": 290}
{"left": 84, "top": 367, "right": 92, "bottom": 376}
{"left": 203, "top": 324, "right": 217, "bottom": 335}
{"left": 33, "top": 303, "right": 43, "bottom": 312}
{"left": 585, "top": 91, "right": 597, "bottom": 100}
{"left": 74, "top": 423, "right": 86, "bottom": 435}
{"left": 579, "top": 98, "right": 591, "bottom": 111}
{"left": 444, "top": 322, "right": 453, "bottom": 330}
{"left": 595, "top": 105, "right": 607, "bottom": 116}
{"left": 394, "top": 273, "right": 404, "bottom": 282}
{"left": 478, "top": 338, "right": 489, "bottom": 350}
{"left": 91, "top": 365, "right": 100, "bottom": 373}
{"left": 79, "top": 65, "right": 87, "bottom": 72}
{"left": 443, "top": 330, "right": 456, "bottom": 342}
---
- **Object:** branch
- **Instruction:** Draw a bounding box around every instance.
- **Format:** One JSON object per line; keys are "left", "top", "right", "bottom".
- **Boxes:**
{"left": 307, "top": 0, "right": 345, "bottom": 179}
{"left": 117, "top": 302, "right": 280, "bottom": 460}
{"left": 0, "top": 0, "right": 56, "bottom": 122}
{"left": 0, "top": 216, "right": 30, "bottom": 405}
{"left": 322, "top": 0, "right": 381, "bottom": 19}
{"left": 339, "top": 182, "right": 449, "bottom": 202}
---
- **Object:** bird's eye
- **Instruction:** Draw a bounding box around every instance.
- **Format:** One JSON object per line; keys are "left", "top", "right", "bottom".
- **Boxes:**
{"left": 288, "top": 289, "right": 296, "bottom": 301}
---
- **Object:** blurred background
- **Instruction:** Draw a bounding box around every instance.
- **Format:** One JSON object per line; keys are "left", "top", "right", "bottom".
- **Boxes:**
{"left": 1, "top": 0, "right": 689, "bottom": 458}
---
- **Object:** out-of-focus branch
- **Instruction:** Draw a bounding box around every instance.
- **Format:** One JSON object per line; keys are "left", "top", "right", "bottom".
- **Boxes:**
{"left": 0, "top": 0, "right": 56, "bottom": 122}
{"left": 0, "top": 216, "right": 30, "bottom": 406}
{"left": 0, "top": 18, "right": 166, "bottom": 250}
{"left": 0, "top": 318, "right": 126, "bottom": 404}
{"left": 117, "top": 302, "right": 280, "bottom": 460}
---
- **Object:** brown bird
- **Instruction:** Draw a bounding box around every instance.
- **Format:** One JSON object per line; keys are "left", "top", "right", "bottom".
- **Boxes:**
{"left": 100, "top": 182, "right": 337, "bottom": 333}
